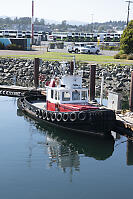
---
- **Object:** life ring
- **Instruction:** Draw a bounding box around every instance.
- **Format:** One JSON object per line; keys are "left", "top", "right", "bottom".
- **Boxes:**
{"left": 51, "top": 112, "right": 56, "bottom": 122}
{"left": 22, "top": 101, "right": 26, "bottom": 108}
{"left": 36, "top": 110, "right": 39, "bottom": 117}
{"left": 6, "top": 91, "right": 9, "bottom": 95}
{"left": 62, "top": 113, "right": 69, "bottom": 122}
{"left": 70, "top": 112, "right": 76, "bottom": 122}
{"left": 78, "top": 111, "right": 86, "bottom": 121}
{"left": 20, "top": 98, "right": 24, "bottom": 103}
{"left": 3, "top": 91, "right": 6, "bottom": 95}
{"left": 39, "top": 110, "right": 43, "bottom": 119}
{"left": 56, "top": 113, "right": 62, "bottom": 122}
{"left": 43, "top": 111, "right": 47, "bottom": 120}
{"left": 47, "top": 112, "right": 51, "bottom": 121}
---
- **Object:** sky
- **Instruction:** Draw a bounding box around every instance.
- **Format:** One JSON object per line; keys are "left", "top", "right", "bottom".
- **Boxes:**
{"left": 0, "top": 0, "right": 133, "bottom": 24}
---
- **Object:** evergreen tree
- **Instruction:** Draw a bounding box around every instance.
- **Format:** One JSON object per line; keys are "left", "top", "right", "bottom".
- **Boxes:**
{"left": 120, "top": 20, "right": 133, "bottom": 54}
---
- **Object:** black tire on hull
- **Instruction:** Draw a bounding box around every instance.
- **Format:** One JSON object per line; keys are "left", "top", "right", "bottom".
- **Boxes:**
{"left": 78, "top": 111, "right": 86, "bottom": 121}
{"left": 43, "top": 111, "right": 47, "bottom": 120}
{"left": 36, "top": 110, "right": 39, "bottom": 118}
{"left": 51, "top": 112, "right": 56, "bottom": 122}
{"left": 39, "top": 110, "right": 43, "bottom": 119}
{"left": 70, "top": 112, "right": 76, "bottom": 122}
{"left": 56, "top": 113, "right": 62, "bottom": 122}
{"left": 47, "top": 112, "right": 51, "bottom": 121}
{"left": 62, "top": 113, "right": 69, "bottom": 122}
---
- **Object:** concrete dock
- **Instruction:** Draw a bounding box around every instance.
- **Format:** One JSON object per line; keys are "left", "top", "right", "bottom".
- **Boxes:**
{"left": 0, "top": 85, "right": 44, "bottom": 97}
{"left": 116, "top": 112, "right": 133, "bottom": 131}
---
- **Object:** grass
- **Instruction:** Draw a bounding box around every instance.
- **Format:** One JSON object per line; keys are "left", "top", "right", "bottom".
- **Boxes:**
{"left": 1, "top": 51, "right": 133, "bottom": 64}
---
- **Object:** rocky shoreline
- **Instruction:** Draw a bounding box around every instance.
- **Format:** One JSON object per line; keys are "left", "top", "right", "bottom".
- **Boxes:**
{"left": 0, "top": 58, "right": 132, "bottom": 101}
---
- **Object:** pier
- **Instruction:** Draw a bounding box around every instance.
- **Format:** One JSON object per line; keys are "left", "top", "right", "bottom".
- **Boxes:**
{"left": 0, "top": 85, "right": 43, "bottom": 97}
{"left": 116, "top": 113, "right": 133, "bottom": 134}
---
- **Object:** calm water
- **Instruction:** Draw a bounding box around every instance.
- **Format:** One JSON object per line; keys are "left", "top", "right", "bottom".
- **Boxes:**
{"left": 0, "top": 96, "right": 133, "bottom": 199}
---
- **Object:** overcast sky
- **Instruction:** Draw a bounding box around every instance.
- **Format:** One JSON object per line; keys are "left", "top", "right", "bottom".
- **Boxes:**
{"left": 0, "top": 0, "right": 133, "bottom": 23}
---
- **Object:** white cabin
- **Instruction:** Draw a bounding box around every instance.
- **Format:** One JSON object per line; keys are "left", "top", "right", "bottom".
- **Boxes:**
{"left": 46, "top": 75, "right": 88, "bottom": 104}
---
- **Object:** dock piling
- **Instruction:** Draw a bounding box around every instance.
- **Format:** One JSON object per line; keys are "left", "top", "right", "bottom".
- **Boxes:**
{"left": 34, "top": 58, "right": 40, "bottom": 89}
{"left": 129, "top": 72, "right": 133, "bottom": 112}
{"left": 89, "top": 64, "right": 96, "bottom": 101}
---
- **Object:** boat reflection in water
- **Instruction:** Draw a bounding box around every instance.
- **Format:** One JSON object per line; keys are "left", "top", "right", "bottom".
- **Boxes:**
{"left": 45, "top": 131, "right": 115, "bottom": 173}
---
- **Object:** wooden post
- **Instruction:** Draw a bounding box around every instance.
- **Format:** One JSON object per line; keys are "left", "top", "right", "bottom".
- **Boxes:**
{"left": 34, "top": 58, "right": 39, "bottom": 89}
{"left": 100, "top": 72, "right": 104, "bottom": 105}
{"left": 70, "top": 61, "right": 74, "bottom": 75}
{"left": 127, "top": 140, "right": 133, "bottom": 166}
{"left": 89, "top": 64, "right": 96, "bottom": 101}
{"left": 129, "top": 71, "right": 133, "bottom": 111}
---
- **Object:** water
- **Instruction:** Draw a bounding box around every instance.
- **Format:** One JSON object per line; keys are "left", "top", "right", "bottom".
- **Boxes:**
{"left": 0, "top": 96, "right": 133, "bottom": 199}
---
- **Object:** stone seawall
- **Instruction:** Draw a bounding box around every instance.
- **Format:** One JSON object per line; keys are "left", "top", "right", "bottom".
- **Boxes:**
{"left": 0, "top": 58, "right": 132, "bottom": 100}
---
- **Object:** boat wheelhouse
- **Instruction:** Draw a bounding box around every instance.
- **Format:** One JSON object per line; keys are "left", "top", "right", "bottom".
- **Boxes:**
{"left": 46, "top": 75, "right": 92, "bottom": 112}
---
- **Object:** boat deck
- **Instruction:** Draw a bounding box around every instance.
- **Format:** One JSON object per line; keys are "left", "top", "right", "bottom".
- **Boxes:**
{"left": 32, "top": 101, "right": 46, "bottom": 110}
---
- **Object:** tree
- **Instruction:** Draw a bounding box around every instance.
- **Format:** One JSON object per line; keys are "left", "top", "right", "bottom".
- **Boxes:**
{"left": 120, "top": 20, "right": 133, "bottom": 54}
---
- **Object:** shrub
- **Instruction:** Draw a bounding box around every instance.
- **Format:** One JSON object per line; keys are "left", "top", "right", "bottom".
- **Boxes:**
{"left": 0, "top": 41, "right": 5, "bottom": 49}
{"left": 56, "top": 42, "right": 64, "bottom": 49}
{"left": 127, "top": 54, "right": 133, "bottom": 60}
{"left": 119, "top": 54, "right": 127, "bottom": 59}
{"left": 119, "top": 50, "right": 124, "bottom": 55}
{"left": 6, "top": 44, "right": 23, "bottom": 50}
{"left": 49, "top": 43, "right": 55, "bottom": 49}
{"left": 120, "top": 20, "right": 133, "bottom": 54}
{"left": 114, "top": 54, "right": 120, "bottom": 59}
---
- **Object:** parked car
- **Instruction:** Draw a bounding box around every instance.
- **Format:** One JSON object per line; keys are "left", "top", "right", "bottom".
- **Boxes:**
{"left": 68, "top": 43, "right": 100, "bottom": 54}
{"left": 80, "top": 45, "right": 100, "bottom": 54}
{"left": 67, "top": 43, "right": 85, "bottom": 53}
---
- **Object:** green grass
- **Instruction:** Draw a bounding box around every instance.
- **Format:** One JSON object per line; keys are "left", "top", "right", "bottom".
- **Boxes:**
{"left": 1, "top": 52, "right": 133, "bottom": 64}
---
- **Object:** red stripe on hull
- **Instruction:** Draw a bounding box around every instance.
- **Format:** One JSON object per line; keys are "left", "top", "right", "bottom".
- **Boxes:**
{"left": 47, "top": 101, "right": 99, "bottom": 112}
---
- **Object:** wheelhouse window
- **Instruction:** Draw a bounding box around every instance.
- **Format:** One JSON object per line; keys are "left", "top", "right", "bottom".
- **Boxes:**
{"left": 55, "top": 91, "right": 57, "bottom": 100}
{"left": 58, "top": 92, "right": 60, "bottom": 100}
{"left": 62, "top": 92, "right": 70, "bottom": 101}
{"left": 51, "top": 90, "right": 54, "bottom": 99}
{"left": 72, "top": 90, "right": 80, "bottom": 101}
{"left": 81, "top": 91, "right": 87, "bottom": 100}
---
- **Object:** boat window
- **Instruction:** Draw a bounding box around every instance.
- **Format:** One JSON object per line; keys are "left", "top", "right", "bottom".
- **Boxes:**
{"left": 55, "top": 91, "right": 57, "bottom": 100}
{"left": 58, "top": 92, "right": 60, "bottom": 100}
{"left": 72, "top": 90, "right": 80, "bottom": 101}
{"left": 62, "top": 92, "right": 70, "bottom": 101}
{"left": 51, "top": 90, "right": 54, "bottom": 99}
{"left": 82, "top": 91, "right": 87, "bottom": 100}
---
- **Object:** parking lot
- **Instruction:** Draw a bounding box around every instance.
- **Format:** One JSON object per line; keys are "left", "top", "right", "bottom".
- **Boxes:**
{"left": 0, "top": 41, "right": 118, "bottom": 56}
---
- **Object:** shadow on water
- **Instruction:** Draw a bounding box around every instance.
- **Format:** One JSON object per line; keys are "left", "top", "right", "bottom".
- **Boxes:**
{"left": 127, "top": 140, "right": 133, "bottom": 166}
{"left": 17, "top": 108, "right": 115, "bottom": 162}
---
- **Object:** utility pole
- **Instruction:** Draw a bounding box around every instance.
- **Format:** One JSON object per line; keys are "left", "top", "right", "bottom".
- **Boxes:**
{"left": 91, "top": 14, "right": 94, "bottom": 33}
{"left": 125, "top": 1, "right": 133, "bottom": 25}
{"left": 31, "top": 0, "right": 34, "bottom": 45}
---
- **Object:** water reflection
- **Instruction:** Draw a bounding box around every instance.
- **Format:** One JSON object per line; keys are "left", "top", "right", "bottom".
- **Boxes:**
{"left": 45, "top": 130, "right": 115, "bottom": 162}
{"left": 127, "top": 140, "right": 133, "bottom": 166}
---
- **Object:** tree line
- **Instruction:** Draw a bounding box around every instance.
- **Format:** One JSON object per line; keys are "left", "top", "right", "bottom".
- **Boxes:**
{"left": 0, "top": 17, "right": 126, "bottom": 32}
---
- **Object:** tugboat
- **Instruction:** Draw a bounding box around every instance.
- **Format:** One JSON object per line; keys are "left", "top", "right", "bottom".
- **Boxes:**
{"left": 17, "top": 62, "right": 116, "bottom": 137}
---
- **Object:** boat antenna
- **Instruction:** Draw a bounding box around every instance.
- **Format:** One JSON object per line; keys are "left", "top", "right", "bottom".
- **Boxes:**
{"left": 73, "top": 55, "right": 76, "bottom": 75}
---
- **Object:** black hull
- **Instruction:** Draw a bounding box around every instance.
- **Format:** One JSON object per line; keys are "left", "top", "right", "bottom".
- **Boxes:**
{"left": 17, "top": 96, "right": 116, "bottom": 137}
